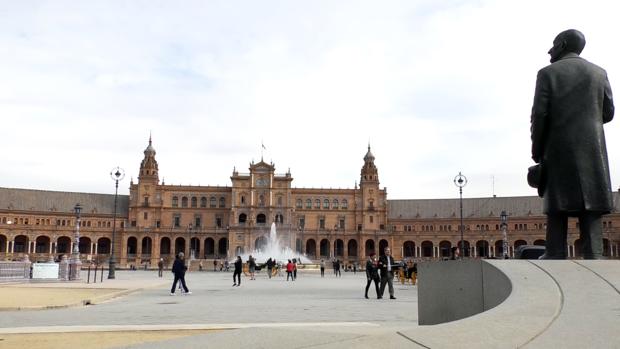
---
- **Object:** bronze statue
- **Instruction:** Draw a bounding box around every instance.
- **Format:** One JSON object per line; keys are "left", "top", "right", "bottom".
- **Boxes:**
{"left": 530, "top": 29, "right": 614, "bottom": 259}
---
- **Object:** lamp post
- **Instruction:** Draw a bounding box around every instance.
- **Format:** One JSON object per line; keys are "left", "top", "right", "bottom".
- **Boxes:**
{"left": 108, "top": 167, "right": 125, "bottom": 279}
{"left": 70, "top": 203, "right": 83, "bottom": 280}
{"left": 188, "top": 223, "right": 194, "bottom": 260}
{"left": 226, "top": 225, "right": 230, "bottom": 260}
{"left": 454, "top": 172, "right": 467, "bottom": 259}
{"left": 500, "top": 210, "right": 509, "bottom": 259}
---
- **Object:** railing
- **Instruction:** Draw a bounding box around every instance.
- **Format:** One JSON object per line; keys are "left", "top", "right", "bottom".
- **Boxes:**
{"left": 0, "top": 261, "right": 31, "bottom": 280}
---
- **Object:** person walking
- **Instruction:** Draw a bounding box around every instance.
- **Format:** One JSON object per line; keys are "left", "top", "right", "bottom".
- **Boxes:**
{"left": 335, "top": 259, "right": 341, "bottom": 277}
{"left": 248, "top": 255, "right": 256, "bottom": 280}
{"left": 157, "top": 258, "right": 164, "bottom": 277}
{"left": 378, "top": 247, "right": 396, "bottom": 299}
{"left": 286, "top": 259, "right": 294, "bottom": 281}
{"left": 232, "top": 256, "right": 242, "bottom": 286}
{"left": 365, "top": 253, "right": 380, "bottom": 299}
{"left": 213, "top": 259, "right": 218, "bottom": 272}
{"left": 320, "top": 259, "right": 325, "bottom": 277}
{"left": 266, "top": 258, "right": 273, "bottom": 279}
{"left": 170, "top": 252, "right": 190, "bottom": 295}
{"left": 292, "top": 258, "right": 297, "bottom": 280}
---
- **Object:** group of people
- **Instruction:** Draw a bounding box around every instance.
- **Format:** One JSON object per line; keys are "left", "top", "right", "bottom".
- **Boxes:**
{"left": 285, "top": 259, "right": 298, "bottom": 281}
{"left": 364, "top": 248, "right": 398, "bottom": 300}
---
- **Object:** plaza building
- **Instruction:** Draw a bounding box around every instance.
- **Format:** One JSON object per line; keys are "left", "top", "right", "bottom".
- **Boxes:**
{"left": 1, "top": 139, "right": 619, "bottom": 267}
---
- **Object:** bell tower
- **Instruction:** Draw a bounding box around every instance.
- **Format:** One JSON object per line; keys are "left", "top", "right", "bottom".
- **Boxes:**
{"left": 139, "top": 135, "right": 159, "bottom": 184}
{"left": 358, "top": 144, "right": 383, "bottom": 232}
{"left": 130, "top": 135, "right": 162, "bottom": 231}
{"left": 360, "top": 144, "right": 379, "bottom": 185}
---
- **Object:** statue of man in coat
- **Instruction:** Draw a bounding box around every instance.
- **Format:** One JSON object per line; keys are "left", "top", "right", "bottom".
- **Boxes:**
{"left": 530, "top": 29, "right": 614, "bottom": 259}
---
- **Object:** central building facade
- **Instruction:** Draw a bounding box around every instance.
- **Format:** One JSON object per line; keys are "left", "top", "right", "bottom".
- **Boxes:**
{"left": 127, "top": 138, "right": 388, "bottom": 265}
{"left": 1, "top": 139, "right": 617, "bottom": 267}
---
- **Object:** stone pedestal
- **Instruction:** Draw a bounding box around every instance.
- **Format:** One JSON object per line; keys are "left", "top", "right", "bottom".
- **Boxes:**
{"left": 58, "top": 255, "right": 70, "bottom": 281}
{"left": 21, "top": 255, "right": 31, "bottom": 279}
{"left": 69, "top": 254, "right": 82, "bottom": 281}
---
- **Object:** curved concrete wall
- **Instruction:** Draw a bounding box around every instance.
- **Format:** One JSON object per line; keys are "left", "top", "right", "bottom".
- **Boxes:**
{"left": 417, "top": 259, "right": 512, "bottom": 325}
{"left": 403, "top": 260, "right": 620, "bottom": 348}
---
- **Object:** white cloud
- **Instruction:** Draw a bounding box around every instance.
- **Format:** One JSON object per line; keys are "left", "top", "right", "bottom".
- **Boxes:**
{"left": 0, "top": 0, "right": 619, "bottom": 199}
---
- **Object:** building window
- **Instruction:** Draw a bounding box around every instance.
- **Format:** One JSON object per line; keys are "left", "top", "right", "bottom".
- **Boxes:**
{"left": 195, "top": 216, "right": 201, "bottom": 228}
{"left": 277, "top": 196, "right": 283, "bottom": 206}
{"left": 296, "top": 199, "right": 302, "bottom": 209}
{"left": 380, "top": 224, "right": 385, "bottom": 230}
{"left": 257, "top": 214, "right": 266, "bottom": 224}
{"left": 299, "top": 216, "right": 305, "bottom": 229}
{"left": 342, "top": 199, "right": 348, "bottom": 209}
{"left": 191, "top": 197, "right": 197, "bottom": 208}
{"left": 172, "top": 196, "right": 178, "bottom": 207}
{"left": 315, "top": 199, "right": 321, "bottom": 209}
{"left": 143, "top": 212, "right": 148, "bottom": 220}
{"left": 174, "top": 215, "right": 181, "bottom": 228}
{"left": 305, "top": 199, "right": 312, "bottom": 209}
{"left": 181, "top": 197, "right": 188, "bottom": 208}
{"left": 241, "top": 195, "right": 246, "bottom": 205}
{"left": 259, "top": 195, "right": 265, "bottom": 207}
{"left": 369, "top": 215, "right": 374, "bottom": 223}
{"left": 131, "top": 220, "right": 137, "bottom": 227}
{"left": 357, "top": 224, "right": 362, "bottom": 231}
{"left": 239, "top": 213, "right": 247, "bottom": 224}
{"left": 339, "top": 218, "right": 345, "bottom": 230}
{"left": 319, "top": 217, "right": 325, "bottom": 229}
{"left": 156, "top": 220, "right": 161, "bottom": 228}
{"left": 323, "top": 199, "right": 329, "bottom": 209}
{"left": 219, "top": 197, "right": 226, "bottom": 208}
{"left": 216, "top": 217, "right": 222, "bottom": 228}
{"left": 333, "top": 199, "right": 339, "bottom": 209}
{"left": 201, "top": 197, "right": 207, "bottom": 208}
{"left": 210, "top": 197, "right": 217, "bottom": 208}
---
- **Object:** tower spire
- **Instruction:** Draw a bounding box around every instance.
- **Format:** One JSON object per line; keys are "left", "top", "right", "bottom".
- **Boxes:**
{"left": 139, "top": 136, "right": 159, "bottom": 183}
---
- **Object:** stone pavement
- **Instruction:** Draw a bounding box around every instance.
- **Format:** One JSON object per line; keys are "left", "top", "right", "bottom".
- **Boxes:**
{"left": 0, "top": 269, "right": 420, "bottom": 348}
{"left": 1, "top": 261, "right": 618, "bottom": 349}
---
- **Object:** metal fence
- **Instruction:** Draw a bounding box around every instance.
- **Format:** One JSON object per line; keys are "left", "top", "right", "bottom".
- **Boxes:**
{"left": 0, "top": 261, "right": 31, "bottom": 280}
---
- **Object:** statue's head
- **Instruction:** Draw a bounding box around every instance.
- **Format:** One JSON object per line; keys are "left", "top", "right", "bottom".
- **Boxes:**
{"left": 548, "top": 29, "right": 586, "bottom": 63}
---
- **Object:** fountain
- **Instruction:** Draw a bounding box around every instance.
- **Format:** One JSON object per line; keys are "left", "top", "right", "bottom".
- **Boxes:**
{"left": 237, "top": 223, "right": 312, "bottom": 264}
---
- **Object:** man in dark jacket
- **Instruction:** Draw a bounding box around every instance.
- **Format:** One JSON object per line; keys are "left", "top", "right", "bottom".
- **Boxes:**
{"left": 233, "top": 256, "right": 242, "bottom": 286}
{"left": 530, "top": 29, "right": 614, "bottom": 259}
{"left": 378, "top": 248, "right": 397, "bottom": 299}
{"left": 364, "top": 253, "right": 380, "bottom": 299}
{"left": 170, "top": 252, "right": 190, "bottom": 295}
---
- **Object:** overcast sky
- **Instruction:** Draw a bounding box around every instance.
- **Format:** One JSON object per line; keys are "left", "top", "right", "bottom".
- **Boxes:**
{"left": 1, "top": 0, "right": 618, "bottom": 199}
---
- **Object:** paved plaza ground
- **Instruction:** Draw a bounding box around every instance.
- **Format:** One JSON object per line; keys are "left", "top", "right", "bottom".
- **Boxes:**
{"left": 3, "top": 261, "right": 617, "bottom": 348}
{"left": 0, "top": 269, "right": 420, "bottom": 348}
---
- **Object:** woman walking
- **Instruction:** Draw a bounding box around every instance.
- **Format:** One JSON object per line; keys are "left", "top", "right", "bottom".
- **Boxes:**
{"left": 248, "top": 255, "right": 256, "bottom": 280}
{"left": 170, "top": 252, "right": 191, "bottom": 295}
{"left": 286, "top": 259, "right": 294, "bottom": 281}
{"left": 364, "top": 253, "right": 380, "bottom": 299}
